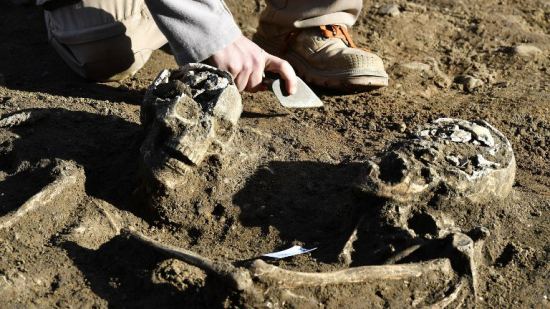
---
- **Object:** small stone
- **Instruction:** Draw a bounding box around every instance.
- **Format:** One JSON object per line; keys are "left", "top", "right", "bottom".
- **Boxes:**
{"left": 368, "top": 122, "right": 378, "bottom": 131}
{"left": 398, "top": 122, "right": 407, "bottom": 133}
{"left": 400, "top": 62, "right": 431, "bottom": 72}
{"left": 513, "top": 44, "right": 543, "bottom": 58}
{"left": 519, "top": 128, "right": 527, "bottom": 136}
{"left": 379, "top": 4, "right": 401, "bottom": 17}
{"left": 454, "top": 75, "right": 484, "bottom": 93}
{"left": 389, "top": 122, "right": 407, "bottom": 133}
{"left": 469, "top": 226, "right": 490, "bottom": 241}
{"left": 425, "top": 58, "right": 452, "bottom": 88}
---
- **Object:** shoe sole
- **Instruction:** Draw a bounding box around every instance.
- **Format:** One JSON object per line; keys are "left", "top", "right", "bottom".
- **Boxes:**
{"left": 255, "top": 35, "right": 389, "bottom": 92}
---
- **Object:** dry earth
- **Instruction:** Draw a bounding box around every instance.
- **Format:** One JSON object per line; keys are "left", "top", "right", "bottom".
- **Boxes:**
{"left": 0, "top": 0, "right": 549, "bottom": 308}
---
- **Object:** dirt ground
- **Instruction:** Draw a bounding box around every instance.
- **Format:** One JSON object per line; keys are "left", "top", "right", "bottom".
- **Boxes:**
{"left": 0, "top": 0, "right": 549, "bottom": 308}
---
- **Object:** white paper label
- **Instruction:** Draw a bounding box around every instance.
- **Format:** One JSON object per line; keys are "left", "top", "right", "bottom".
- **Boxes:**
{"left": 262, "top": 245, "right": 317, "bottom": 259}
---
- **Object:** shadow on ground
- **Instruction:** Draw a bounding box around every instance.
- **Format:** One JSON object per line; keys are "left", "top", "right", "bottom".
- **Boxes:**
{"left": 0, "top": 163, "right": 53, "bottom": 216}
{"left": 232, "top": 161, "right": 386, "bottom": 264}
{"left": 0, "top": 108, "right": 143, "bottom": 213}
{"left": 232, "top": 161, "right": 478, "bottom": 268}
{"left": 61, "top": 235, "right": 232, "bottom": 308}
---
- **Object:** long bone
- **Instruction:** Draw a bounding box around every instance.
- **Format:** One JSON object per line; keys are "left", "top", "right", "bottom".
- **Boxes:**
{"left": 0, "top": 160, "right": 83, "bottom": 230}
{"left": 123, "top": 228, "right": 254, "bottom": 291}
{"left": 0, "top": 109, "right": 49, "bottom": 128}
{"left": 124, "top": 229, "right": 454, "bottom": 292}
{"left": 250, "top": 258, "right": 452, "bottom": 289}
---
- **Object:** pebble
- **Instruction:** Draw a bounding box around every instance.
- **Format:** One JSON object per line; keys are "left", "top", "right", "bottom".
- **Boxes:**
{"left": 454, "top": 75, "right": 484, "bottom": 92}
{"left": 379, "top": 4, "right": 401, "bottom": 17}
{"left": 389, "top": 122, "right": 407, "bottom": 133}
{"left": 513, "top": 44, "right": 543, "bottom": 58}
{"left": 400, "top": 62, "right": 431, "bottom": 72}
{"left": 398, "top": 122, "right": 407, "bottom": 133}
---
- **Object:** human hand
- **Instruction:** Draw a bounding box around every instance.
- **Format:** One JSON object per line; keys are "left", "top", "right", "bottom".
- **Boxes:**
{"left": 207, "top": 35, "right": 297, "bottom": 94}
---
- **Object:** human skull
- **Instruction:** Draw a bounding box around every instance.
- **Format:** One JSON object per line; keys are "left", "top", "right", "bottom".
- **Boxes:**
{"left": 357, "top": 118, "right": 515, "bottom": 204}
{"left": 139, "top": 64, "right": 242, "bottom": 223}
{"left": 140, "top": 63, "right": 242, "bottom": 190}
{"left": 356, "top": 118, "right": 515, "bottom": 237}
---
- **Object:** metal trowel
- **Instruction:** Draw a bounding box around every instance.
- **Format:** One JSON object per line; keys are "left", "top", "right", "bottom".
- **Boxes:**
{"left": 263, "top": 73, "right": 323, "bottom": 108}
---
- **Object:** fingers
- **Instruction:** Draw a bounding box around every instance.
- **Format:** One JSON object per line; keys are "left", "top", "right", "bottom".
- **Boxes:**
{"left": 265, "top": 54, "right": 298, "bottom": 95}
{"left": 244, "top": 52, "right": 265, "bottom": 93}
{"left": 234, "top": 71, "right": 251, "bottom": 92}
{"left": 246, "top": 64, "right": 265, "bottom": 92}
{"left": 235, "top": 57, "right": 265, "bottom": 93}
{"left": 206, "top": 35, "right": 297, "bottom": 94}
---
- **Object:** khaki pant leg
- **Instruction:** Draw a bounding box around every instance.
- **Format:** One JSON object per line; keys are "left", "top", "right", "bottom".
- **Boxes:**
{"left": 260, "top": 0, "right": 362, "bottom": 29}
{"left": 44, "top": 0, "right": 167, "bottom": 82}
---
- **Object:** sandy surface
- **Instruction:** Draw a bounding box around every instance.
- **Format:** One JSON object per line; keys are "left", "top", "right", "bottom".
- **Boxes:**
{"left": 0, "top": 0, "right": 549, "bottom": 308}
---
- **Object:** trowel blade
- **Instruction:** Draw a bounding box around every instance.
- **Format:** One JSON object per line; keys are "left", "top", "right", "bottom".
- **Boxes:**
{"left": 272, "top": 77, "right": 323, "bottom": 108}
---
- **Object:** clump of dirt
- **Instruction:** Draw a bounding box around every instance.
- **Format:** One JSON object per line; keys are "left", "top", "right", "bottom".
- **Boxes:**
{"left": 0, "top": 0, "right": 548, "bottom": 308}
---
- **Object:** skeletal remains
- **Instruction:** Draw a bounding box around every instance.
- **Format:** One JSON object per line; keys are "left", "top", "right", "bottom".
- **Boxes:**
{"left": 0, "top": 160, "right": 84, "bottom": 230}
{"left": 0, "top": 64, "right": 517, "bottom": 307}
{"left": 132, "top": 64, "right": 516, "bottom": 306}
{"left": 139, "top": 64, "right": 243, "bottom": 222}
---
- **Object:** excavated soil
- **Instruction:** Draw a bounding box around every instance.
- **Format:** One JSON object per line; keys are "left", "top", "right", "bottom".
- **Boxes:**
{"left": 0, "top": 0, "right": 549, "bottom": 308}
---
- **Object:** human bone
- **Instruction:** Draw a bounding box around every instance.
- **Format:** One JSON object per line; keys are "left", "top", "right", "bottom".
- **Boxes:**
{"left": 140, "top": 63, "right": 242, "bottom": 190}
{"left": 125, "top": 228, "right": 454, "bottom": 305}
{"left": 356, "top": 118, "right": 515, "bottom": 205}
{"left": 0, "top": 109, "right": 49, "bottom": 128}
{"left": 139, "top": 64, "right": 242, "bottom": 222}
{"left": 135, "top": 97, "right": 509, "bottom": 306}
{"left": 0, "top": 160, "right": 85, "bottom": 230}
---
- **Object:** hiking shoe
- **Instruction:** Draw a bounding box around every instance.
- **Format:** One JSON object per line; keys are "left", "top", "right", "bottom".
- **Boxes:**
{"left": 253, "top": 23, "right": 389, "bottom": 92}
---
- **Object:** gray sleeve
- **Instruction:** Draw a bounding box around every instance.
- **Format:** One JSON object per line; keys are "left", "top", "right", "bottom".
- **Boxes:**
{"left": 145, "top": 0, "right": 242, "bottom": 64}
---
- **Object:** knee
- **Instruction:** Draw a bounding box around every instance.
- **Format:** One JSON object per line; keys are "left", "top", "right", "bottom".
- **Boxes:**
{"left": 43, "top": 0, "right": 167, "bottom": 82}
{"left": 49, "top": 32, "right": 152, "bottom": 82}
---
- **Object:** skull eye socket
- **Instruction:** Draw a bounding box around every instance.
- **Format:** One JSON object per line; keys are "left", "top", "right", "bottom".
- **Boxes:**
{"left": 407, "top": 212, "right": 438, "bottom": 236}
{"left": 378, "top": 152, "right": 407, "bottom": 184}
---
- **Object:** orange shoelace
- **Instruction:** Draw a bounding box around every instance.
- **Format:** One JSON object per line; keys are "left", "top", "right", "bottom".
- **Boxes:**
{"left": 281, "top": 24, "right": 368, "bottom": 54}
{"left": 319, "top": 25, "right": 358, "bottom": 48}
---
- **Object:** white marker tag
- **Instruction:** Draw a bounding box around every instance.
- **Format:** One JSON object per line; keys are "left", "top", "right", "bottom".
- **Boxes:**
{"left": 262, "top": 245, "right": 317, "bottom": 259}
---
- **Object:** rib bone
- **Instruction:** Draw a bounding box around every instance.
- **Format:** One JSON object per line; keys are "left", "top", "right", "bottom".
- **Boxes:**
{"left": 429, "top": 278, "right": 468, "bottom": 309}
{"left": 384, "top": 243, "right": 423, "bottom": 265}
{"left": 338, "top": 214, "right": 366, "bottom": 266}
